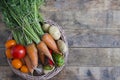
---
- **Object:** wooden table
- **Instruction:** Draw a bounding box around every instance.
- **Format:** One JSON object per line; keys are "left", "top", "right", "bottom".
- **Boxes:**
{"left": 1, "top": 0, "right": 120, "bottom": 80}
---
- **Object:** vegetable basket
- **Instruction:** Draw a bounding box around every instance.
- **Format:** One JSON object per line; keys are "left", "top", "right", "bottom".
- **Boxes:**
{"left": 7, "top": 20, "right": 69, "bottom": 80}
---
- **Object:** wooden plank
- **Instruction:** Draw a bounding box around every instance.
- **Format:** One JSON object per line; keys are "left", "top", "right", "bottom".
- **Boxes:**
{"left": 1, "top": 48, "right": 120, "bottom": 66}
{"left": 0, "top": 66, "right": 23, "bottom": 80}
{"left": 66, "top": 30, "right": 120, "bottom": 47}
{"left": 44, "top": 0, "right": 118, "bottom": 11}
{"left": 112, "top": 11, "right": 120, "bottom": 28}
{"left": 0, "top": 21, "right": 10, "bottom": 48}
{"left": 41, "top": 10, "right": 108, "bottom": 30}
{"left": 110, "top": 0, "right": 120, "bottom": 10}
{"left": 52, "top": 67, "right": 120, "bottom": 80}
{"left": 0, "top": 31, "right": 10, "bottom": 48}
{"left": 67, "top": 48, "right": 110, "bottom": 66}
{"left": 1, "top": 66, "right": 120, "bottom": 80}
{"left": 41, "top": 0, "right": 120, "bottom": 30}
{"left": 0, "top": 48, "right": 8, "bottom": 66}
{"left": 45, "top": 0, "right": 120, "bottom": 10}
{"left": 67, "top": 48, "right": 120, "bottom": 67}
{"left": 41, "top": 10, "right": 120, "bottom": 30}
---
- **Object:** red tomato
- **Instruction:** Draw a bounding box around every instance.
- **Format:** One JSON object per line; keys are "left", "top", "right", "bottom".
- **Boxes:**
{"left": 11, "top": 44, "right": 26, "bottom": 59}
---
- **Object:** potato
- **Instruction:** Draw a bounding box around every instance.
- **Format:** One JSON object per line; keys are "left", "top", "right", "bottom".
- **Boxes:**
{"left": 49, "top": 25, "right": 61, "bottom": 40}
{"left": 57, "top": 40, "right": 67, "bottom": 53}
{"left": 42, "top": 23, "right": 50, "bottom": 32}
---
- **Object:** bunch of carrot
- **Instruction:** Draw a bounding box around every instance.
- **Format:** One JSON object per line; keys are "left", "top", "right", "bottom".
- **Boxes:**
{"left": 1, "top": 0, "right": 67, "bottom": 75}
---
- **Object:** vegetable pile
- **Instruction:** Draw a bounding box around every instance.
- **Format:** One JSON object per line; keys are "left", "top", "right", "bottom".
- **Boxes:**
{"left": 1, "top": 0, "right": 68, "bottom": 75}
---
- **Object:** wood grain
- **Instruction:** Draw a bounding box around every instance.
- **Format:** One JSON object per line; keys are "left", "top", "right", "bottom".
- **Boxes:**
{"left": 0, "top": 22, "right": 10, "bottom": 48}
{"left": 0, "top": 48, "right": 8, "bottom": 66}
{"left": 67, "top": 48, "right": 120, "bottom": 67}
{"left": 66, "top": 30, "right": 120, "bottom": 48}
{"left": 0, "top": 66, "right": 23, "bottom": 80}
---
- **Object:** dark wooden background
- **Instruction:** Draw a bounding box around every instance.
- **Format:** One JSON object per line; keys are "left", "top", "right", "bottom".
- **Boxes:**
{"left": 1, "top": 0, "right": 120, "bottom": 80}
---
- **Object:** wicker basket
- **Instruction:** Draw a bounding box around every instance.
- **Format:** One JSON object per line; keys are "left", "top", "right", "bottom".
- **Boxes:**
{"left": 7, "top": 20, "right": 69, "bottom": 80}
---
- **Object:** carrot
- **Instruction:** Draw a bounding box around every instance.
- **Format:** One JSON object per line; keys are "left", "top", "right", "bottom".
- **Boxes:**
{"left": 42, "top": 33, "right": 60, "bottom": 54}
{"left": 21, "top": 58, "right": 25, "bottom": 65}
{"left": 37, "top": 41, "right": 54, "bottom": 63}
{"left": 24, "top": 55, "right": 34, "bottom": 74}
{"left": 26, "top": 43, "right": 38, "bottom": 68}
{"left": 38, "top": 51, "right": 45, "bottom": 65}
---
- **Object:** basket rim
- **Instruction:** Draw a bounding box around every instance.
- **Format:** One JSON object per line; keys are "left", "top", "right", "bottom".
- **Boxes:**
{"left": 7, "top": 20, "right": 69, "bottom": 80}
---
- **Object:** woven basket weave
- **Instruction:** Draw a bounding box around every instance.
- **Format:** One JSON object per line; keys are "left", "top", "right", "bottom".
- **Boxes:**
{"left": 7, "top": 20, "right": 69, "bottom": 80}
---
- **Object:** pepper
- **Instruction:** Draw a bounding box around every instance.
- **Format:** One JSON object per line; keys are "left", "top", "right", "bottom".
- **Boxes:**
{"left": 52, "top": 52, "right": 64, "bottom": 67}
{"left": 43, "top": 65, "right": 53, "bottom": 70}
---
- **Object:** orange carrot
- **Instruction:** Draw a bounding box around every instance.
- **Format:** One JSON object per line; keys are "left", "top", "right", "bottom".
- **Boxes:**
{"left": 21, "top": 58, "right": 25, "bottom": 65}
{"left": 38, "top": 51, "right": 45, "bottom": 65}
{"left": 37, "top": 41, "right": 54, "bottom": 63}
{"left": 24, "top": 55, "right": 34, "bottom": 74}
{"left": 42, "top": 33, "right": 60, "bottom": 54}
{"left": 26, "top": 43, "right": 38, "bottom": 68}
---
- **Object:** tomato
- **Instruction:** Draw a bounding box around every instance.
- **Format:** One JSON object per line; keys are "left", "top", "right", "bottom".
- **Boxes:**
{"left": 5, "top": 49, "right": 13, "bottom": 59}
{"left": 12, "top": 59, "right": 22, "bottom": 69}
{"left": 20, "top": 65, "right": 29, "bottom": 73}
{"left": 5, "top": 39, "right": 16, "bottom": 48}
{"left": 11, "top": 44, "right": 26, "bottom": 59}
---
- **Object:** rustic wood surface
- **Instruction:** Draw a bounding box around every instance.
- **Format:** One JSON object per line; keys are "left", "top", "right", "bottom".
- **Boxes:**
{"left": 1, "top": 0, "right": 120, "bottom": 80}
